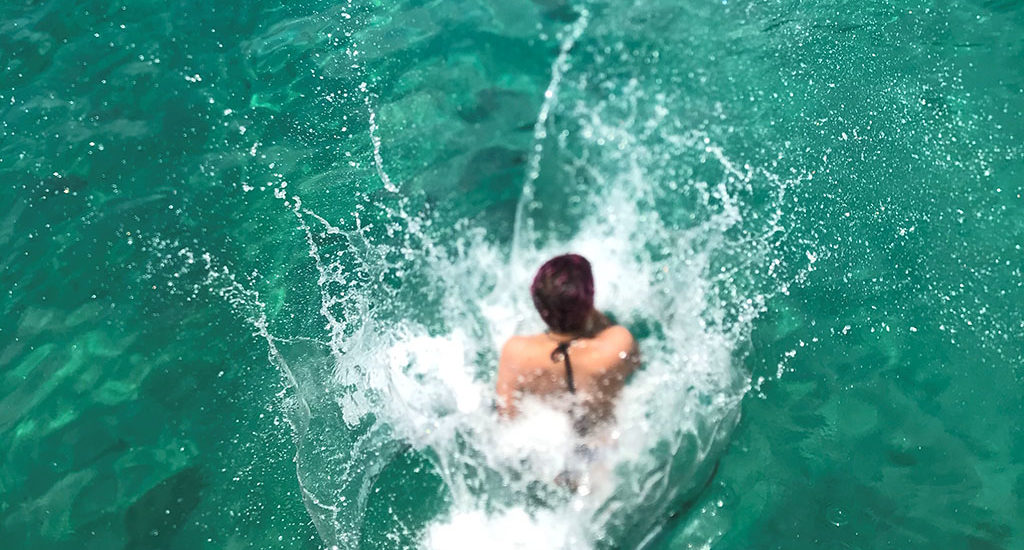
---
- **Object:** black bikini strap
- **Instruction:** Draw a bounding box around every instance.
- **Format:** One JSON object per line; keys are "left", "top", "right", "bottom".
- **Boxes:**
{"left": 552, "top": 341, "right": 575, "bottom": 394}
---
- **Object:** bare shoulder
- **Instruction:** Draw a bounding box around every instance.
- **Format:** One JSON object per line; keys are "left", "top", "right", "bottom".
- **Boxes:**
{"left": 501, "top": 334, "right": 536, "bottom": 355}
{"left": 499, "top": 334, "right": 543, "bottom": 367}
{"left": 596, "top": 325, "right": 635, "bottom": 349}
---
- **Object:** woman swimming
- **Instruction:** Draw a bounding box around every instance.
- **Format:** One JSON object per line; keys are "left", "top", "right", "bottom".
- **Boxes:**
{"left": 496, "top": 254, "right": 639, "bottom": 436}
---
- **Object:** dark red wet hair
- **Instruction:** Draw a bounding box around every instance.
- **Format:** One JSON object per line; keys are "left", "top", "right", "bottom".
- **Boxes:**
{"left": 530, "top": 254, "right": 595, "bottom": 333}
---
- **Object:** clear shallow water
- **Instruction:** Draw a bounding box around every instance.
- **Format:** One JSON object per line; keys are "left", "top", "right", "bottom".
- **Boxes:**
{"left": 1, "top": 0, "right": 1022, "bottom": 549}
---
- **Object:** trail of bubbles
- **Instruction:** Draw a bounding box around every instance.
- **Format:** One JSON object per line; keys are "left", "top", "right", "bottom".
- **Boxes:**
{"left": 512, "top": 7, "right": 591, "bottom": 263}
{"left": 365, "top": 90, "right": 400, "bottom": 194}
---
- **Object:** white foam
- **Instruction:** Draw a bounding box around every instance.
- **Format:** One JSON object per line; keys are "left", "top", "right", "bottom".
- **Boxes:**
{"left": 425, "top": 507, "right": 589, "bottom": 550}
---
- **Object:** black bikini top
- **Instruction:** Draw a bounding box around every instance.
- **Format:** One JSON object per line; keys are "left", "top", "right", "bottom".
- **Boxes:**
{"left": 552, "top": 338, "right": 593, "bottom": 436}
{"left": 548, "top": 314, "right": 616, "bottom": 394}
{"left": 551, "top": 340, "right": 576, "bottom": 394}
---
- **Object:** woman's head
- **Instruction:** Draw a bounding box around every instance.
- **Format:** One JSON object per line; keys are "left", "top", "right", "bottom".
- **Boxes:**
{"left": 530, "top": 254, "right": 595, "bottom": 333}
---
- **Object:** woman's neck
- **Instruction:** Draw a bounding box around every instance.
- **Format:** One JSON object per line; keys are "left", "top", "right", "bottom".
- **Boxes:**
{"left": 546, "top": 309, "right": 611, "bottom": 340}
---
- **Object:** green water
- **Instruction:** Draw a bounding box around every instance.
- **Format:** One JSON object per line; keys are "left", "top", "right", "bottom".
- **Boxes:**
{"left": 2, "top": 0, "right": 1022, "bottom": 548}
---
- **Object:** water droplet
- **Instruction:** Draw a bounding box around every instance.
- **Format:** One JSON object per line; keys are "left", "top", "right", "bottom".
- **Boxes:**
{"left": 826, "top": 506, "right": 848, "bottom": 527}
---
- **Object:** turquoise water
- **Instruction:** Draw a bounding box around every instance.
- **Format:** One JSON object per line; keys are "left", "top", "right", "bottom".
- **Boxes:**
{"left": 2, "top": 0, "right": 1022, "bottom": 548}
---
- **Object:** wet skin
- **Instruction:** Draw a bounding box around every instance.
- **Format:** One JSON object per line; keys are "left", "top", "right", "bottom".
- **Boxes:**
{"left": 496, "top": 311, "right": 639, "bottom": 430}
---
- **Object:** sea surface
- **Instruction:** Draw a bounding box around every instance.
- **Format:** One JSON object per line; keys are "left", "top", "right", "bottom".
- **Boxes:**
{"left": 1, "top": 0, "right": 1022, "bottom": 548}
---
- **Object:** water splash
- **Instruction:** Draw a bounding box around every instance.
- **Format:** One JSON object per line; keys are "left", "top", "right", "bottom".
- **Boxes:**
{"left": 264, "top": 87, "right": 808, "bottom": 549}
{"left": 140, "top": 6, "right": 817, "bottom": 549}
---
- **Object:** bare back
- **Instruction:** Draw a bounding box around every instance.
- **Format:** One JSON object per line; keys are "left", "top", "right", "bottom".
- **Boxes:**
{"left": 496, "top": 325, "right": 639, "bottom": 430}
